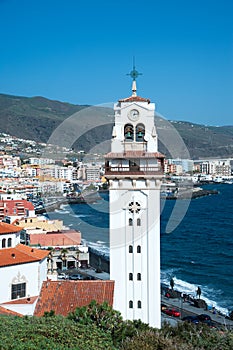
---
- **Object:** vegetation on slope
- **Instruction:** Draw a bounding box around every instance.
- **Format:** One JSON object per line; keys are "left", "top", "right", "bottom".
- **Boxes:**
{"left": 0, "top": 301, "right": 233, "bottom": 350}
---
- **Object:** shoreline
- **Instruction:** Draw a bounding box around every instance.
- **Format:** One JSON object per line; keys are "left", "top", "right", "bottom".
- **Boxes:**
{"left": 38, "top": 187, "right": 219, "bottom": 214}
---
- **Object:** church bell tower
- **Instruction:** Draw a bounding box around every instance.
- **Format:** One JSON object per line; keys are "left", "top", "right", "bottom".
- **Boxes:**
{"left": 105, "top": 65, "right": 164, "bottom": 328}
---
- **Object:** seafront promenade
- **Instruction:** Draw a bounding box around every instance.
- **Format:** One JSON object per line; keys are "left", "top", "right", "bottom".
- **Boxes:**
{"left": 161, "top": 295, "right": 233, "bottom": 328}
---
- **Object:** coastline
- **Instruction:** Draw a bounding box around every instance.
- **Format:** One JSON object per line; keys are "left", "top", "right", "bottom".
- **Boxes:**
{"left": 43, "top": 184, "right": 232, "bottom": 320}
{"left": 39, "top": 186, "right": 219, "bottom": 214}
{"left": 87, "top": 249, "right": 233, "bottom": 328}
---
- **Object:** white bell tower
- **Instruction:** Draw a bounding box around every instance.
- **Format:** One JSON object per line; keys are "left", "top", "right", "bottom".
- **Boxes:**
{"left": 105, "top": 65, "right": 164, "bottom": 328}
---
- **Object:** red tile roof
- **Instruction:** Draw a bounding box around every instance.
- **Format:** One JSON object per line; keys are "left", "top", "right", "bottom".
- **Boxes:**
{"left": 105, "top": 151, "right": 165, "bottom": 158}
{"left": 0, "top": 199, "right": 34, "bottom": 211}
{"left": 0, "top": 306, "right": 23, "bottom": 317}
{"left": 0, "top": 244, "right": 49, "bottom": 267}
{"left": 29, "top": 230, "right": 81, "bottom": 247}
{"left": 34, "top": 280, "right": 115, "bottom": 317}
{"left": 118, "top": 95, "right": 150, "bottom": 103}
{"left": 0, "top": 222, "right": 22, "bottom": 235}
{"left": 2, "top": 296, "right": 38, "bottom": 305}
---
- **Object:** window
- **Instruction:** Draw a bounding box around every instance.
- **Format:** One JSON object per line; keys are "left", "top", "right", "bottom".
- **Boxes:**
{"left": 129, "top": 300, "right": 133, "bottom": 308}
{"left": 11, "top": 283, "right": 26, "bottom": 300}
{"left": 2, "top": 238, "right": 6, "bottom": 248}
{"left": 129, "top": 273, "right": 133, "bottom": 281}
{"left": 7, "top": 238, "right": 12, "bottom": 247}
{"left": 137, "top": 273, "right": 141, "bottom": 281}
{"left": 129, "top": 201, "right": 141, "bottom": 214}
{"left": 129, "top": 245, "right": 133, "bottom": 253}
{"left": 137, "top": 218, "right": 141, "bottom": 226}
{"left": 137, "top": 245, "right": 141, "bottom": 253}
{"left": 137, "top": 300, "right": 142, "bottom": 309}
{"left": 129, "top": 218, "right": 133, "bottom": 226}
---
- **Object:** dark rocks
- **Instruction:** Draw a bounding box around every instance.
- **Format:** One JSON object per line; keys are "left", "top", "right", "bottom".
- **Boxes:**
{"left": 193, "top": 298, "right": 208, "bottom": 310}
{"left": 165, "top": 289, "right": 182, "bottom": 299}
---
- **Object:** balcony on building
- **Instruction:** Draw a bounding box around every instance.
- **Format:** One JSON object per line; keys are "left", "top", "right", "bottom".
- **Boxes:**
{"left": 105, "top": 151, "right": 165, "bottom": 178}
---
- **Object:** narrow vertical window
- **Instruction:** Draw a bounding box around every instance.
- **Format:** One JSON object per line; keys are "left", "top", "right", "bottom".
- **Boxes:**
{"left": 137, "top": 218, "right": 141, "bottom": 226}
{"left": 137, "top": 273, "right": 141, "bottom": 281}
{"left": 129, "top": 245, "right": 133, "bottom": 253}
{"left": 137, "top": 245, "right": 141, "bottom": 253}
{"left": 129, "top": 218, "right": 133, "bottom": 226}
{"left": 2, "top": 238, "right": 6, "bottom": 248}
{"left": 137, "top": 300, "right": 142, "bottom": 309}
{"left": 129, "top": 300, "right": 133, "bottom": 308}
{"left": 129, "top": 273, "right": 133, "bottom": 281}
{"left": 7, "top": 238, "right": 12, "bottom": 247}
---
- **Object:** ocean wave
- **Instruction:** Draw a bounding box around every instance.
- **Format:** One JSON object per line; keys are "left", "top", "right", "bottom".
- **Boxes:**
{"left": 86, "top": 240, "right": 110, "bottom": 257}
{"left": 54, "top": 209, "right": 70, "bottom": 214}
{"left": 161, "top": 270, "right": 229, "bottom": 315}
{"left": 60, "top": 204, "right": 69, "bottom": 210}
{"left": 69, "top": 214, "right": 88, "bottom": 218}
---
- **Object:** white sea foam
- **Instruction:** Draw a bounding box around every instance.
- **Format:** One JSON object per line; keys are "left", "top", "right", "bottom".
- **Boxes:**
{"left": 161, "top": 270, "right": 229, "bottom": 316}
{"left": 54, "top": 209, "right": 70, "bottom": 214}
{"left": 69, "top": 214, "right": 88, "bottom": 218}
{"left": 87, "top": 241, "right": 110, "bottom": 256}
{"left": 60, "top": 204, "right": 69, "bottom": 210}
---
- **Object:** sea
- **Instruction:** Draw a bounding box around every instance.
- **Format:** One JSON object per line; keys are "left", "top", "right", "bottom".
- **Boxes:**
{"left": 46, "top": 183, "right": 233, "bottom": 316}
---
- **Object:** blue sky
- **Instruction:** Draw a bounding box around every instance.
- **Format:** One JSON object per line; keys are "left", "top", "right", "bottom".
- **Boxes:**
{"left": 0, "top": 0, "right": 232, "bottom": 126}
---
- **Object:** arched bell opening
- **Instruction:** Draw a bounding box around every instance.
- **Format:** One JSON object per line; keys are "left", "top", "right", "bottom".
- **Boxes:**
{"left": 124, "top": 124, "right": 134, "bottom": 141}
{"left": 136, "top": 123, "right": 145, "bottom": 142}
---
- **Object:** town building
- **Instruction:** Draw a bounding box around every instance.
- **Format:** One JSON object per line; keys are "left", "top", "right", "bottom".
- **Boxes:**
{"left": 0, "top": 221, "right": 49, "bottom": 315}
{"left": 0, "top": 199, "right": 35, "bottom": 223}
{"left": 34, "top": 280, "right": 114, "bottom": 317}
{"left": 105, "top": 67, "right": 164, "bottom": 328}
{"left": 85, "top": 165, "right": 101, "bottom": 181}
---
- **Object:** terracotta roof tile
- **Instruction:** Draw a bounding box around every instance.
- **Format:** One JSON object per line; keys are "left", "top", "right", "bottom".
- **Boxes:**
{"left": 0, "top": 306, "right": 23, "bottom": 317}
{"left": 0, "top": 222, "right": 22, "bottom": 235}
{"left": 2, "top": 296, "right": 38, "bottom": 305}
{"left": 34, "top": 280, "right": 115, "bottom": 317}
{"left": 0, "top": 244, "right": 49, "bottom": 267}
{"left": 118, "top": 96, "right": 150, "bottom": 103}
{"left": 29, "top": 231, "right": 81, "bottom": 247}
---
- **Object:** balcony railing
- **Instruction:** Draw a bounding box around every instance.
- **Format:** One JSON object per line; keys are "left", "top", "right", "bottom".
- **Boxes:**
{"left": 105, "top": 166, "right": 163, "bottom": 175}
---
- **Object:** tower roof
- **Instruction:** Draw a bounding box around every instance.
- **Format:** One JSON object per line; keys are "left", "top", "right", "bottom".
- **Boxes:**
{"left": 118, "top": 95, "right": 150, "bottom": 103}
{"left": 120, "top": 59, "right": 150, "bottom": 103}
{"left": 105, "top": 151, "right": 165, "bottom": 159}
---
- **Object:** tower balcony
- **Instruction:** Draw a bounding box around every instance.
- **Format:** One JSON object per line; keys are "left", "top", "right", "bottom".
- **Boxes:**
{"left": 105, "top": 151, "right": 165, "bottom": 179}
{"left": 105, "top": 165, "right": 164, "bottom": 178}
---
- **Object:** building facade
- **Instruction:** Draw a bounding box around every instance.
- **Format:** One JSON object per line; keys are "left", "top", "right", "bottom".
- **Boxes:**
{"left": 0, "top": 222, "right": 49, "bottom": 314}
{"left": 105, "top": 69, "right": 164, "bottom": 328}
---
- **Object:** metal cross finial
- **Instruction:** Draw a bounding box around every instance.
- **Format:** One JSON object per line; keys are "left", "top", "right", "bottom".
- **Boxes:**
{"left": 127, "top": 57, "right": 142, "bottom": 81}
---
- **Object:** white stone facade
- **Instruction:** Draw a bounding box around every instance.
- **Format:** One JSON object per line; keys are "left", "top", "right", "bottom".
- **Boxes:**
{"left": 105, "top": 84, "right": 163, "bottom": 328}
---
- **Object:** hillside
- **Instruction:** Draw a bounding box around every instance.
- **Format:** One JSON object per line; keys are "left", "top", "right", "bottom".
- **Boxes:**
{"left": 0, "top": 93, "right": 232, "bottom": 159}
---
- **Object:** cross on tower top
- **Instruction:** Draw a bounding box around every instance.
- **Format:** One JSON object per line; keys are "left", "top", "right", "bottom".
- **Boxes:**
{"left": 127, "top": 58, "right": 142, "bottom": 96}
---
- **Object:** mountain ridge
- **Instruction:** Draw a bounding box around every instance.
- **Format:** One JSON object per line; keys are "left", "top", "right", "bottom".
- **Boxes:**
{"left": 0, "top": 93, "right": 232, "bottom": 159}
